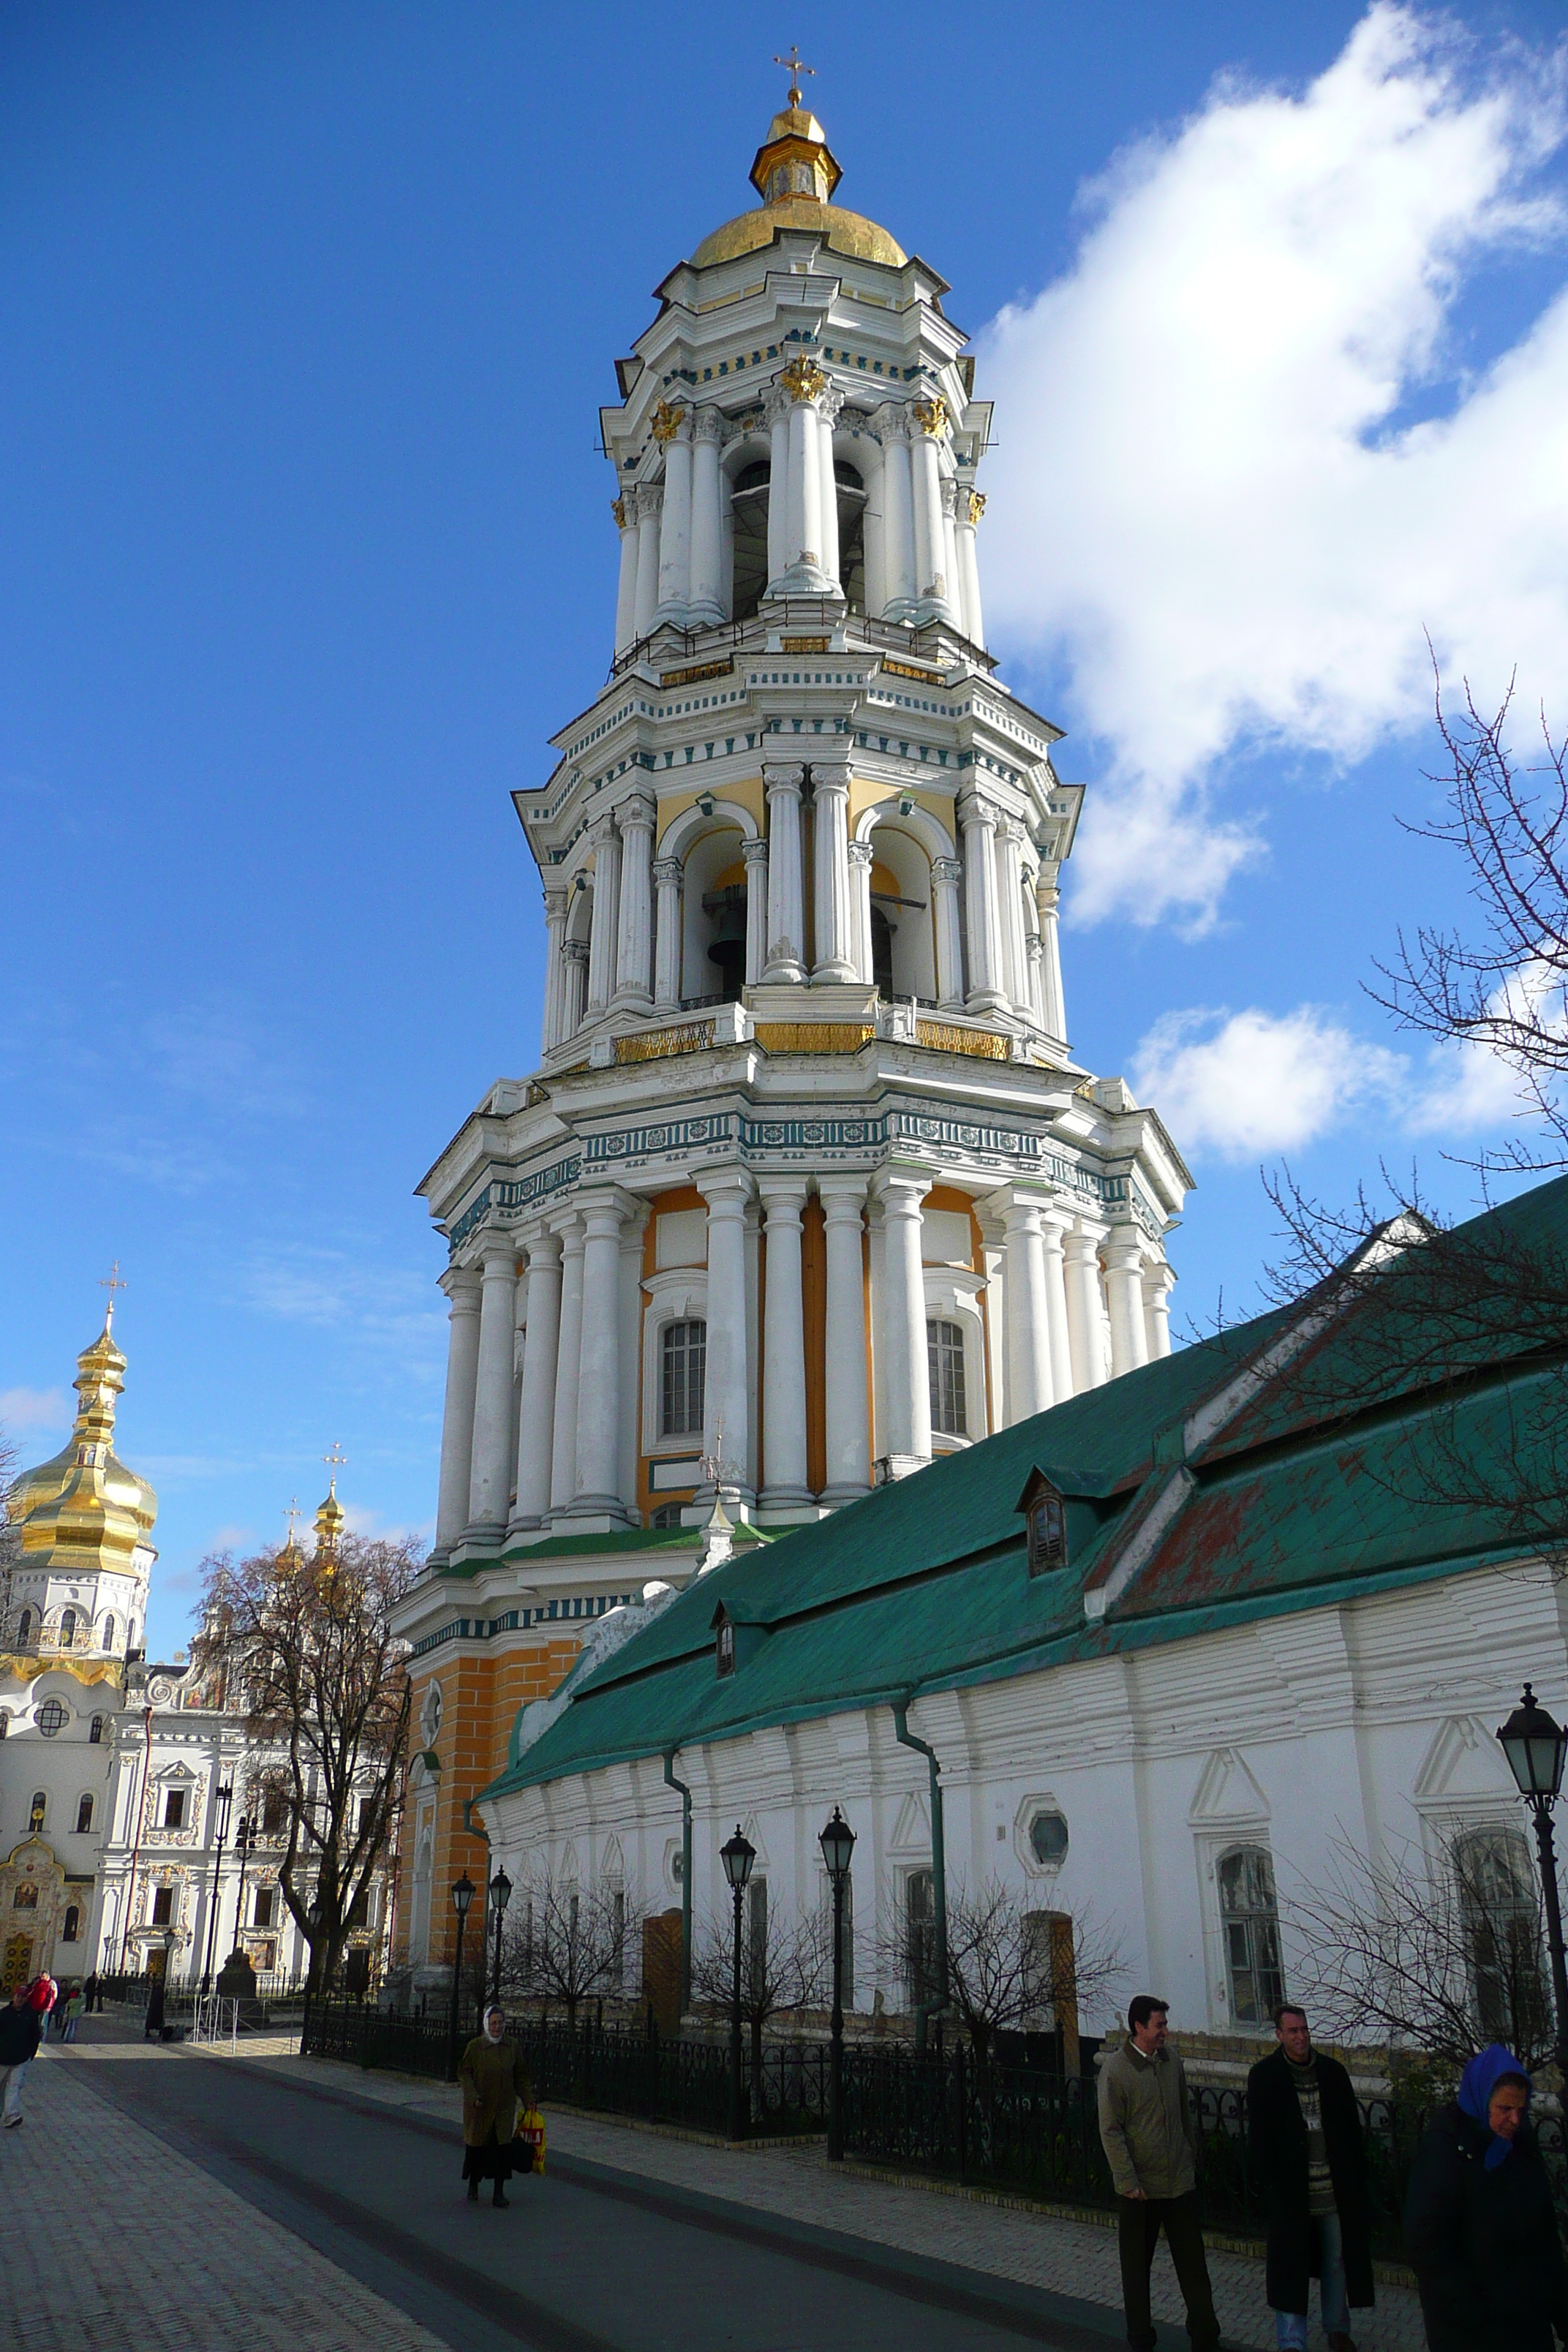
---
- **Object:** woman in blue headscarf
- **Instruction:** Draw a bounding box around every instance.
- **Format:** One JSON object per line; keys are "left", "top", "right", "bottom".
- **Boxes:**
{"left": 1405, "top": 2043, "right": 1568, "bottom": 2351}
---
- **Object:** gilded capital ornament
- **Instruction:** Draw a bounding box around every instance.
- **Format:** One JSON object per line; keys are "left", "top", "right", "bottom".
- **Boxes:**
{"left": 780, "top": 355, "right": 828, "bottom": 404}
{"left": 968, "top": 491, "right": 987, "bottom": 526}
{"left": 913, "top": 393, "right": 949, "bottom": 439}
{"left": 651, "top": 399, "right": 686, "bottom": 445}
{"left": 611, "top": 496, "right": 627, "bottom": 529}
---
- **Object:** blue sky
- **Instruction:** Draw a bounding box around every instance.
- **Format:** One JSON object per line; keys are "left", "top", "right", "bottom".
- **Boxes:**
{"left": 4, "top": 2, "right": 1567, "bottom": 1655}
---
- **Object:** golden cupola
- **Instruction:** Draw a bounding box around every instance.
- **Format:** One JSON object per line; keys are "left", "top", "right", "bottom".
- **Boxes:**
{"left": 689, "top": 72, "right": 907, "bottom": 272}
{"left": 313, "top": 1449, "right": 347, "bottom": 1561}
{"left": 7, "top": 1300, "right": 158, "bottom": 1583}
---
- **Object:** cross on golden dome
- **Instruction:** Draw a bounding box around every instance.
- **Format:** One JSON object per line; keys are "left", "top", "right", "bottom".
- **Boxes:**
{"left": 99, "top": 1260, "right": 127, "bottom": 1328}
{"left": 322, "top": 1441, "right": 347, "bottom": 1493}
{"left": 773, "top": 45, "right": 815, "bottom": 107}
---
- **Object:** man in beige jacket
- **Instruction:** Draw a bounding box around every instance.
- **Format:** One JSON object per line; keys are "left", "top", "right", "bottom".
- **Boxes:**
{"left": 1097, "top": 1995, "right": 1221, "bottom": 2351}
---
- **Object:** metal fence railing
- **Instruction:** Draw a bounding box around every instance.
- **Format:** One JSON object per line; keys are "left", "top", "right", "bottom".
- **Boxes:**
{"left": 301, "top": 2002, "right": 1566, "bottom": 2255}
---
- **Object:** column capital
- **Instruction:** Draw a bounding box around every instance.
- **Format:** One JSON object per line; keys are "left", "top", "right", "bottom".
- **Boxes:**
{"left": 871, "top": 400, "right": 911, "bottom": 442}
{"left": 549, "top": 1203, "right": 586, "bottom": 1245}
{"left": 811, "top": 761, "right": 851, "bottom": 795}
{"left": 1145, "top": 1259, "right": 1177, "bottom": 1297}
{"left": 932, "top": 856, "right": 962, "bottom": 885}
{"left": 742, "top": 836, "right": 769, "bottom": 870}
{"left": 630, "top": 480, "right": 662, "bottom": 523}
{"left": 911, "top": 391, "right": 949, "bottom": 440}
{"left": 693, "top": 403, "right": 727, "bottom": 444}
{"left": 998, "top": 814, "right": 1028, "bottom": 845}
{"left": 616, "top": 788, "right": 656, "bottom": 834}
{"left": 764, "top": 379, "right": 794, "bottom": 428}
{"left": 1102, "top": 1232, "right": 1145, "bottom": 1274}
{"left": 589, "top": 811, "right": 619, "bottom": 851}
{"left": 574, "top": 1183, "right": 639, "bottom": 1236}
{"left": 1063, "top": 1224, "right": 1106, "bottom": 1260}
{"left": 966, "top": 490, "right": 987, "bottom": 527}
{"left": 871, "top": 1164, "right": 934, "bottom": 1215}
{"left": 543, "top": 885, "right": 568, "bottom": 919}
{"left": 764, "top": 762, "right": 806, "bottom": 798}
{"left": 816, "top": 1172, "right": 869, "bottom": 1218}
{"left": 696, "top": 1164, "right": 755, "bottom": 1213}
{"left": 846, "top": 839, "right": 873, "bottom": 871}
{"left": 439, "top": 1262, "right": 483, "bottom": 1305}
{"left": 755, "top": 1172, "right": 810, "bottom": 1213}
{"left": 563, "top": 937, "right": 589, "bottom": 966}
{"left": 611, "top": 495, "right": 629, "bottom": 531}
{"left": 941, "top": 476, "right": 960, "bottom": 518}
{"left": 652, "top": 855, "right": 682, "bottom": 886}
{"left": 520, "top": 1221, "right": 562, "bottom": 1265}
{"left": 476, "top": 1231, "right": 520, "bottom": 1272}
{"left": 957, "top": 788, "right": 1000, "bottom": 832}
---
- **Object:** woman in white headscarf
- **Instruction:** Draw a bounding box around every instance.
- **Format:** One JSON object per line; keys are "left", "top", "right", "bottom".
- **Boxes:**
{"left": 459, "top": 2004, "right": 532, "bottom": 2207}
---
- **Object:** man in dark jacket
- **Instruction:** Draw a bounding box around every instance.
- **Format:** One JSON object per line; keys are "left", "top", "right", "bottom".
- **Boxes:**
{"left": 1, "top": 1982, "right": 44, "bottom": 2127}
{"left": 1405, "top": 2043, "right": 1568, "bottom": 2352}
{"left": 1247, "top": 2004, "right": 1373, "bottom": 2351}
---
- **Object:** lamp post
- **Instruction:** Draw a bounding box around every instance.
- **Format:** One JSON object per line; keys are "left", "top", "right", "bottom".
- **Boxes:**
{"left": 447, "top": 1872, "right": 477, "bottom": 2084}
{"left": 300, "top": 1888, "right": 325, "bottom": 2057}
{"left": 720, "top": 1825, "right": 755, "bottom": 2144}
{"left": 1497, "top": 1683, "right": 1568, "bottom": 2074}
{"left": 233, "top": 1817, "right": 253, "bottom": 1962}
{"left": 818, "top": 1806, "right": 856, "bottom": 2162}
{"left": 201, "top": 1782, "right": 233, "bottom": 1993}
{"left": 489, "top": 1864, "right": 512, "bottom": 2008}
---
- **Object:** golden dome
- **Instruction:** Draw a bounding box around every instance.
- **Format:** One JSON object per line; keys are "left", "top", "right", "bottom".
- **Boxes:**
{"left": 6, "top": 1304, "right": 157, "bottom": 1578}
{"left": 688, "top": 97, "right": 906, "bottom": 274}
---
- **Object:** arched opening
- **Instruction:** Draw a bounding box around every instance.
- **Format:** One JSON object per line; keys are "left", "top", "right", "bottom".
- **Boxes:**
{"left": 864, "top": 821, "right": 938, "bottom": 1001}
{"left": 17, "top": 1610, "right": 32, "bottom": 1648}
{"left": 680, "top": 825, "right": 748, "bottom": 1006}
{"left": 75, "top": 1793, "right": 94, "bottom": 1834}
{"left": 59, "top": 1607, "right": 78, "bottom": 1646}
{"left": 870, "top": 904, "right": 894, "bottom": 999}
{"left": 835, "top": 459, "right": 867, "bottom": 613}
{"left": 101, "top": 1616, "right": 115, "bottom": 1654}
{"left": 729, "top": 460, "right": 770, "bottom": 620}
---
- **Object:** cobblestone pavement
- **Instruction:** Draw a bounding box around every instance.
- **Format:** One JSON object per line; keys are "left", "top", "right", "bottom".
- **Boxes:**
{"left": 0, "top": 2033, "right": 448, "bottom": 2352}
{"left": 210, "top": 2044, "right": 1431, "bottom": 2352}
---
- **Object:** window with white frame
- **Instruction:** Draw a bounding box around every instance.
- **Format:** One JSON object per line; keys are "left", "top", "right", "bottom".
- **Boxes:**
{"left": 661, "top": 1319, "right": 706, "bottom": 1436}
{"left": 1218, "top": 1846, "right": 1284, "bottom": 2024}
{"left": 1454, "top": 1825, "right": 1548, "bottom": 2048}
{"left": 927, "top": 1319, "right": 968, "bottom": 1438}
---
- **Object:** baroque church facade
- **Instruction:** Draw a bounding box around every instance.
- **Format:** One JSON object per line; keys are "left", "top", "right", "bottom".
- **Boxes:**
{"left": 391, "top": 90, "right": 1188, "bottom": 1994}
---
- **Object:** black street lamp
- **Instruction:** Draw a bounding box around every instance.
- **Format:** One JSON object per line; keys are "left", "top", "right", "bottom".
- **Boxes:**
{"left": 447, "top": 1872, "right": 477, "bottom": 2084}
{"left": 720, "top": 1825, "right": 755, "bottom": 2143}
{"left": 233, "top": 1817, "right": 253, "bottom": 1962}
{"left": 489, "top": 1864, "right": 513, "bottom": 2008}
{"left": 1497, "top": 1684, "right": 1568, "bottom": 2073}
{"left": 818, "top": 1806, "right": 856, "bottom": 2161}
{"left": 201, "top": 1782, "right": 234, "bottom": 1994}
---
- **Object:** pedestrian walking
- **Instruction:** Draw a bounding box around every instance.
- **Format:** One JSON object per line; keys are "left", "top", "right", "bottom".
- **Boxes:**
{"left": 1, "top": 1983, "right": 45, "bottom": 2128}
{"left": 1247, "top": 2002, "right": 1371, "bottom": 2352}
{"left": 83, "top": 1972, "right": 100, "bottom": 2014}
{"left": 1098, "top": 1995, "right": 1221, "bottom": 2352}
{"left": 459, "top": 2004, "right": 533, "bottom": 2209}
{"left": 59, "top": 1986, "right": 84, "bottom": 2043}
{"left": 1405, "top": 2042, "right": 1568, "bottom": 2352}
{"left": 143, "top": 1970, "right": 166, "bottom": 2041}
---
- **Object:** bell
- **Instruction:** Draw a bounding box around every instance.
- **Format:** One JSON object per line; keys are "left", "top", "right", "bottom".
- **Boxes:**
{"left": 706, "top": 889, "right": 747, "bottom": 1000}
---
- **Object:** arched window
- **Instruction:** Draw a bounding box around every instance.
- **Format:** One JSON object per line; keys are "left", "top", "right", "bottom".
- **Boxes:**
{"left": 927, "top": 1319, "right": 968, "bottom": 1439}
{"left": 905, "top": 1867, "right": 935, "bottom": 2009}
{"left": 75, "top": 1794, "right": 94, "bottom": 1834}
{"left": 16, "top": 1610, "right": 32, "bottom": 1648}
{"left": 59, "top": 1607, "right": 78, "bottom": 1646}
{"left": 715, "top": 1610, "right": 735, "bottom": 1678}
{"left": 661, "top": 1319, "right": 706, "bottom": 1437}
{"left": 834, "top": 458, "right": 867, "bottom": 614}
{"left": 88, "top": 1715, "right": 105, "bottom": 1745}
{"left": 62, "top": 1904, "right": 80, "bottom": 1942}
{"left": 728, "top": 460, "right": 770, "bottom": 620}
{"left": 1218, "top": 1846, "right": 1284, "bottom": 2024}
{"left": 649, "top": 1501, "right": 686, "bottom": 1529}
{"left": 870, "top": 903, "right": 895, "bottom": 1000}
{"left": 102, "top": 1616, "right": 116, "bottom": 1654}
{"left": 1455, "top": 1826, "right": 1547, "bottom": 2047}
{"left": 28, "top": 1792, "right": 45, "bottom": 1833}
{"left": 37, "top": 1697, "right": 67, "bottom": 1738}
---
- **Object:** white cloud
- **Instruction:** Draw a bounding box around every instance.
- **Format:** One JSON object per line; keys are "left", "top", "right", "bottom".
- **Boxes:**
{"left": 1132, "top": 1005, "right": 1404, "bottom": 1157}
{"left": 0, "top": 1386, "right": 71, "bottom": 1438}
{"left": 982, "top": 4, "right": 1568, "bottom": 928}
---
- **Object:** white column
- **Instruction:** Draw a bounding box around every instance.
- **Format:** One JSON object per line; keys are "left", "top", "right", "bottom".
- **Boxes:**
{"left": 932, "top": 857, "right": 965, "bottom": 1009}
{"left": 820, "top": 1177, "right": 871, "bottom": 1502}
{"left": 847, "top": 840, "right": 874, "bottom": 986}
{"left": 540, "top": 887, "right": 568, "bottom": 1054}
{"left": 511, "top": 1226, "right": 562, "bottom": 1531}
{"left": 941, "top": 478, "right": 961, "bottom": 631}
{"left": 910, "top": 400, "right": 955, "bottom": 622}
{"left": 585, "top": 821, "right": 621, "bottom": 1015}
{"left": 549, "top": 1213, "right": 586, "bottom": 1518}
{"left": 559, "top": 940, "right": 588, "bottom": 1041}
{"left": 784, "top": 396, "right": 825, "bottom": 589}
{"left": 1145, "top": 1260, "right": 1175, "bottom": 1361}
{"left": 1036, "top": 874, "right": 1066, "bottom": 1043}
{"left": 656, "top": 415, "right": 693, "bottom": 619}
{"left": 612, "top": 497, "right": 639, "bottom": 654}
{"left": 633, "top": 485, "right": 662, "bottom": 639}
{"left": 862, "top": 446, "right": 886, "bottom": 619}
{"left": 652, "top": 856, "right": 683, "bottom": 1013}
{"left": 698, "top": 1168, "right": 755, "bottom": 1504}
{"left": 876, "top": 407, "right": 916, "bottom": 620}
{"left": 618, "top": 1206, "right": 647, "bottom": 1515}
{"left": 689, "top": 409, "right": 725, "bottom": 625}
{"left": 998, "top": 1194, "right": 1053, "bottom": 1423}
{"left": 468, "top": 1237, "right": 519, "bottom": 1538}
{"left": 433, "top": 1267, "right": 482, "bottom": 1557}
{"left": 957, "top": 489, "right": 985, "bottom": 649}
{"left": 742, "top": 838, "right": 769, "bottom": 987}
{"left": 1104, "top": 1233, "right": 1150, "bottom": 1376}
{"left": 758, "top": 1177, "right": 810, "bottom": 1510}
{"left": 613, "top": 792, "right": 655, "bottom": 1009}
{"left": 959, "top": 794, "right": 1007, "bottom": 1014}
{"left": 811, "top": 762, "right": 855, "bottom": 982}
{"left": 996, "top": 818, "right": 1029, "bottom": 1012}
{"left": 872, "top": 1167, "right": 932, "bottom": 1470}
{"left": 766, "top": 383, "right": 791, "bottom": 592}
{"left": 1063, "top": 1230, "right": 1109, "bottom": 1394}
{"left": 1041, "top": 1218, "right": 1075, "bottom": 1405}
{"left": 573, "top": 1191, "right": 631, "bottom": 1518}
{"left": 818, "top": 393, "right": 843, "bottom": 590}
{"left": 764, "top": 764, "right": 806, "bottom": 983}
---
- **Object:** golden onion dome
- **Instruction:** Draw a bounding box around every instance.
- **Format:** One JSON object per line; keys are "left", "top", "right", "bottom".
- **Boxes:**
{"left": 688, "top": 97, "right": 906, "bottom": 274}
{"left": 6, "top": 1309, "right": 157, "bottom": 1540}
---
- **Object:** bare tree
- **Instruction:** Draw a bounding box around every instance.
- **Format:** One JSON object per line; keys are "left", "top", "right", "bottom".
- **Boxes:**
{"left": 690, "top": 1897, "right": 829, "bottom": 2087}
{"left": 502, "top": 1873, "right": 639, "bottom": 2028}
{"left": 0, "top": 1425, "right": 23, "bottom": 1613}
{"left": 192, "top": 1532, "right": 420, "bottom": 1995}
{"left": 1288, "top": 1830, "right": 1553, "bottom": 2084}
{"left": 881, "top": 1874, "right": 1126, "bottom": 2068}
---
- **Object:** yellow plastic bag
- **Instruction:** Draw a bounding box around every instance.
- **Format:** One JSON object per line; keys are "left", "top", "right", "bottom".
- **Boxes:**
{"left": 514, "top": 2106, "right": 546, "bottom": 2175}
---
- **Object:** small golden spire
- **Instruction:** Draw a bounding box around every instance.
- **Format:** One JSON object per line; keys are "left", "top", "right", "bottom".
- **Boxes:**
{"left": 772, "top": 44, "right": 815, "bottom": 108}
{"left": 314, "top": 1447, "right": 347, "bottom": 1560}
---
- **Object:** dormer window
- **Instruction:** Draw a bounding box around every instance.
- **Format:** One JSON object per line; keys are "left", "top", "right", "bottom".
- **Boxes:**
{"left": 715, "top": 1610, "right": 735, "bottom": 1678}
{"left": 1016, "top": 1469, "right": 1068, "bottom": 1577}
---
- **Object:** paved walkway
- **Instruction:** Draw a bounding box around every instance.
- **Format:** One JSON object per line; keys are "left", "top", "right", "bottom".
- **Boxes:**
{"left": 0, "top": 2033, "right": 447, "bottom": 2352}
{"left": 202, "top": 2040, "right": 1431, "bottom": 2351}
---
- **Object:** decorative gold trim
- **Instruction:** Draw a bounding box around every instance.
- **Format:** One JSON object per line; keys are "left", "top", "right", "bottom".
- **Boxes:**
{"left": 967, "top": 491, "right": 987, "bottom": 526}
{"left": 913, "top": 393, "right": 949, "bottom": 438}
{"left": 780, "top": 636, "right": 830, "bottom": 655}
{"left": 755, "top": 1023, "right": 874, "bottom": 1055}
{"left": 780, "top": 355, "right": 827, "bottom": 404}
{"left": 915, "top": 1021, "right": 1009, "bottom": 1061}
{"left": 651, "top": 400, "right": 686, "bottom": 445}
{"left": 611, "top": 497, "right": 627, "bottom": 529}
{"left": 660, "top": 659, "right": 734, "bottom": 690}
{"left": 0, "top": 1654, "right": 124, "bottom": 1689}
{"left": 614, "top": 1022, "right": 717, "bottom": 1064}
{"left": 881, "top": 657, "right": 943, "bottom": 687}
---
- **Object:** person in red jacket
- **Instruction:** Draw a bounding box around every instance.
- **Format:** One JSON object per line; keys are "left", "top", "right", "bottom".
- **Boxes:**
{"left": 1, "top": 1983, "right": 45, "bottom": 2127}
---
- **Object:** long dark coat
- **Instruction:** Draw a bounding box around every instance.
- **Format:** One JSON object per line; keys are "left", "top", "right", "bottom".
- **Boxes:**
{"left": 1404, "top": 2098, "right": 1568, "bottom": 2352}
{"left": 459, "top": 2035, "right": 532, "bottom": 2147}
{"left": 1246, "top": 2046, "right": 1375, "bottom": 2313}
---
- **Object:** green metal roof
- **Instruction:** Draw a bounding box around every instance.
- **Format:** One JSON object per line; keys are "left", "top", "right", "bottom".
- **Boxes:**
{"left": 479, "top": 1176, "right": 1568, "bottom": 1806}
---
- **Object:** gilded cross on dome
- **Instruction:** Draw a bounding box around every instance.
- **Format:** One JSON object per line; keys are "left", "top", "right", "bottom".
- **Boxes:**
{"left": 99, "top": 1260, "right": 127, "bottom": 1326}
{"left": 772, "top": 47, "right": 815, "bottom": 108}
